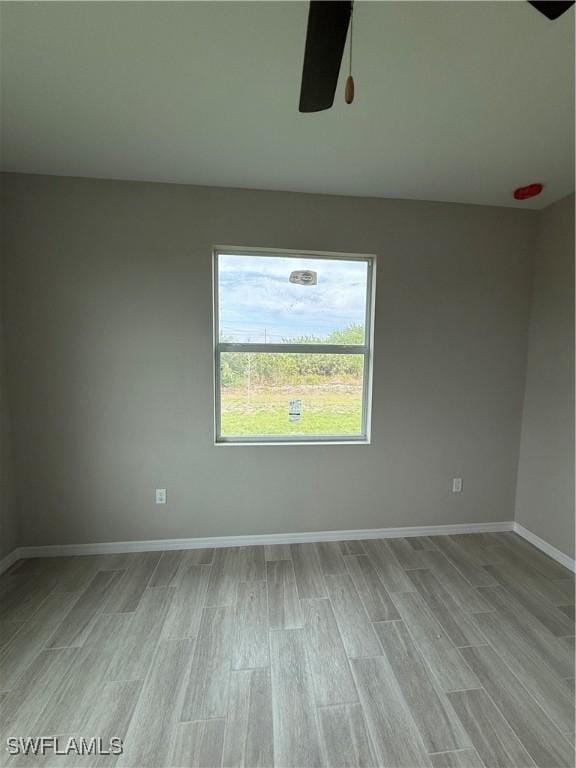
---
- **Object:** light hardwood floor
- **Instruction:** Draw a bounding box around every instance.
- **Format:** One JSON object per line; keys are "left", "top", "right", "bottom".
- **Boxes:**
{"left": 0, "top": 532, "right": 574, "bottom": 767}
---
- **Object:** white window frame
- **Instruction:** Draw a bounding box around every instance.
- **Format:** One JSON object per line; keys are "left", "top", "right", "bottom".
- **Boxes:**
{"left": 213, "top": 246, "right": 376, "bottom": 446}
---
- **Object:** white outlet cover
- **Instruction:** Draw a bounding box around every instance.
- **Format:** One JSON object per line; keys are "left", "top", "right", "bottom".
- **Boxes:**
{"left": 155, "top": 488, "right": 167, "bottom": 504}
{"left": 452, "top": 478, "right": 463, "bottom": 493}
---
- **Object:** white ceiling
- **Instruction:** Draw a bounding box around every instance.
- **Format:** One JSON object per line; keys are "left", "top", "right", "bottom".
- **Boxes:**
{"left": 1, "top": 1, "right": 574, "bottom": 209}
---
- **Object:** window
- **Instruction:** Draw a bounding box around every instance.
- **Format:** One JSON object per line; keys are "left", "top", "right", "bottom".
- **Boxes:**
{"left": 213, "top": 247, "right": 375, "bottom": 444}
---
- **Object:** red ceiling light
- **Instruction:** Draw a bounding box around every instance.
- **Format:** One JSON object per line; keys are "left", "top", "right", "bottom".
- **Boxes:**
{"left": 513, "top": 183, "right": 544, "bottom": 200}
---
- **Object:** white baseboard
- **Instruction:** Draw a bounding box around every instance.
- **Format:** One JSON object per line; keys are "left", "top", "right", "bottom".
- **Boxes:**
{"left": 2, "top": 521, "right": 513, "bottom": 566}
{"left": 0, "top": 547, "right": 25, "bottom": 575}
{"left": 513, "top": 522, "right": 575, "bottom": 574}
{"left": 3, "top": 521, "right": 572, "bottom": 576}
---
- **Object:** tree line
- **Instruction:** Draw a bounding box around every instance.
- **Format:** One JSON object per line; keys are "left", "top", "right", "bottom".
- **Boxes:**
{"left": 220, "top": 324, "right": 364, "bottom": 387}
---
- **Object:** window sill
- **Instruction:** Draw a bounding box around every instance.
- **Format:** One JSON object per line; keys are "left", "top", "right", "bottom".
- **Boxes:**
{"left": 214, "top": 438, "right": 371, "bottom": 447}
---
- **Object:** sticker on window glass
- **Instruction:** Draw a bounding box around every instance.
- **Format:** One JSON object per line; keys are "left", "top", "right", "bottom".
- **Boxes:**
{"left": 289, "top": 399, "right": 302, "bottom": 422}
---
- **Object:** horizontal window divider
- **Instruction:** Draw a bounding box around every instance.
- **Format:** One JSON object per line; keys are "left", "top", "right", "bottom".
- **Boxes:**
{"left": 217, "top": 343, "right": 368, "bottom": 355}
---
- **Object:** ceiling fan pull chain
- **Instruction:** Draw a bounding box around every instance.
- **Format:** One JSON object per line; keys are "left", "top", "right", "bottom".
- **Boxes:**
{"left": 345, "top": 4, "right": 355, "bottom": 104}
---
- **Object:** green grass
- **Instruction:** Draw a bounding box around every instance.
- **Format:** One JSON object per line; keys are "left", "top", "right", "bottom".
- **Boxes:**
{"left": 220, "top": 383, "right": 363, "bottom": 436}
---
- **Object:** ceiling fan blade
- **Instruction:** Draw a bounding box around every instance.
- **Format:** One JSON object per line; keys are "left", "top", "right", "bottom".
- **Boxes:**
{"left": 299, "top": 1, "right": 352, "bottom": 113}
{"left": 528, "top": 1, "right": 574, "bottom": 19}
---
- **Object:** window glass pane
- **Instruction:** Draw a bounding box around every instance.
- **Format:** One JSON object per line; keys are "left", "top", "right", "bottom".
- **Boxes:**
{"left": 218, "top": 254, "right": 368, "bottom": 344}
{"left": 219, "top": 352, "right": 364, "bottom": 438}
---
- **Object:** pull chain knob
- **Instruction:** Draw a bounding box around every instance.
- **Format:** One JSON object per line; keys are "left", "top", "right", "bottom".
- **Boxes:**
{"left": 345, "top": 75, "right": 355, "bottom": 104}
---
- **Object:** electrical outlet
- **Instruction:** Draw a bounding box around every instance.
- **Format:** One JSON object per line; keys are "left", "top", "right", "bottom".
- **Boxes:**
{"left": 452, "top": 478, "right": 463, "bottom": 493}
{"left": 155, "top": 488, "right": 167, "bottom": 505}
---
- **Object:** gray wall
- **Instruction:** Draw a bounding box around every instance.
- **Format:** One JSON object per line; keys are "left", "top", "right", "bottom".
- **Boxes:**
{"left": 515, "top": 195, "right": 575, "bottom": 558}
{"left": 0, "top": 293, "right": 18, "bottom": 558}
{"left": 1, "top": 173, "right": 536, "bottom": 547}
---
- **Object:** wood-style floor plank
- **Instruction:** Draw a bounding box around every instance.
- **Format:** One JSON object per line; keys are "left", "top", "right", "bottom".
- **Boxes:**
{"left": 266, "top": 560, "right": 303, "bottom": 630}
{"left": 0, "top": 620, "right": 23, "bottom": 650}
{"left": 473, "top": 610, "right": 574, "bottom": 734}
{"left": 103, "top": 552, "right": 162, "bottom": 613}
{"left": 180, "top": 605, "right": 234, "bottom": 721}
{"left": 39, "top": 613, "right": 131, "bottom": 734}
{"left": 486, "top": 550, "right": 572, "bottom": 605}
{"left": 149, "top": 550, "right": 185, "bottom": 587}
{"left": 107, "top": 586, "right": 174, "bottom": 682}
{"left": 495, "top": 533, "right": 574, "bottom": 583}
{"left": 314, "top": 542, "right": 348, "bottom": 575}
{"left": 98, "top": 552, "right": 139, "bottom": 571}
{"left": 419, "top": 551, "right": 492, "bottom": 614}
{"left": 161, "top": 564, "right": 211, "bottom": 640}
{"left": 290, "top": 543, "right": 327, "bottom": 599}
{"left": 232, "top": 581, "right": 269, "bottom": 670}
{"left": 205, "top": 548, "right": 240, "bottom": 607}
{"left": 172, "top": 719, "right": 226, "bottom": 768}
{"left": 449, "top": 535, "right": 503, "bottom": 566}
{"left": 374, "top": 620, "right": 470, "bottom": 753}
{"left": 52, "top": 556, "right": 112, "bottom": 593}
{"left": 319, "top": 703, "right": 377, "bottom": 767}
{"left": 554, "top": 579, "right": 575, "bottom": 606}
{"left": 47, "top": 570, "right": 125, "bottom": 648}
{"left": 447, "top": 688, "right": 536, "bottom": 768}
{"left": 269, "top": 629, "right": 324, "bottom": 768}
{"left": 0, "top": 647, "right": 79, "bottom": 734}
{"left": 25, "top": 591, "right": 78, "bottom": 629}
{"left": 406, "top": 569, "right": 486, "bottom": 647}
{"left": 323, "top": 573, "right": 382, "bottom": 658}
{"left": 0, "top": 574, "right": 57, "bottom": 623}
{"left": 460, "top": 644, "right": 575, "bottom": 768}
{"left": 431, "top": 538, "right": 497, "bottom": 588}
{"left": 386, "top": 537, "right": 426, "bottom": 569}
{"left": 484, "top": 563, "right": 574, "bottom": 636}
{"left": 80, "top": 679, "right": 143, "bottom": 766}
{"left": 183, "top": 548, "right": 215, "bottom": 565}
{"left": 344, "top": 555, "right": 399, "bottom": 622}
{"left": 118, "top": 638, "right": 194, "bottom": 767}
{"left": 351, "top": 656, "right": 432, "bottom": 767}
{"left": 0, "top": 620, "right": 62, "bottom": 691}
{"left": 237, "top": 546, "right": 266, "bottom": 582}
{"left": 562, "top": 635, "right": 575, "bottom": 653}
{"left": 264, "top": 544, "right": 291, "bottom": 562}
{"left": 5, "top": 557, "right": 65, "bottom": 580}
{"left": 430, "top": 749, "right": 485, "bottom": 768}
{"left": 362, "top": 540, "right": 415, "bottom": 593}
{"left": 391, "top": 591, "right": 480, "bottom": 693}
{"left": 223, "top": 668, "right": 274, "bottom": 768}
{"left": 407, "top": 536, "right": 437, "bottom": 551}
{"left": 339, "top": 540, "right": 366, "bottom": 555}
{"left": 301, "top": 598, "right": 358, "bottom": 706}
{"left": 478, "top": 585, "right": 574, "bottom": 678}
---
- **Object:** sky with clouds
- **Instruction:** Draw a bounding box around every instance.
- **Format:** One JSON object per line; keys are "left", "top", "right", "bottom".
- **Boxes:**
{"left": 218, "top": 254, "right": 368, "bottom": 343}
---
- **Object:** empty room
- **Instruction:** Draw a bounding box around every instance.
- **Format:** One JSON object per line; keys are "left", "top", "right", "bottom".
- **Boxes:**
{"left": 0, "top": 1, "right": 574, "bottom": 767}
